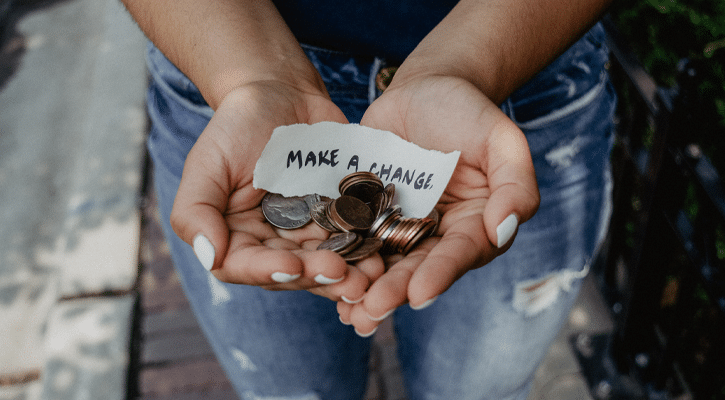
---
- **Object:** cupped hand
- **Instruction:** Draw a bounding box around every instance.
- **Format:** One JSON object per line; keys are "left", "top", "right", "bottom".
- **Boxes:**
{"left": 170, "top": 81, "right": 385, "bottom": 302}
{"left": 338, "top": 75, "right": 540, "bottom": 335}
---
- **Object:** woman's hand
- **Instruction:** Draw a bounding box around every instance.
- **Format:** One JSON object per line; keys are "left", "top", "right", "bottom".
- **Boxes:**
{"left": 170, "top": 80, "right": 385, "bottom": 302}
{"left": 337, "top": 74, "right": 540, "bottom": 335}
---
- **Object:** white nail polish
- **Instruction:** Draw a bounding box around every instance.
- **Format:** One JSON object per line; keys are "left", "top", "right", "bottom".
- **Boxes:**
{"left": 271, "top": 272, "right": 300, "bottom": 283}
{"left": 496, "top": 214, "right": 519, "bottom": 248}
{"left": 314, "top": 274, "right": 344, "bottom": 285}
{"left": 411, "top": 296, "right": 438, "bottom": 310}
{"left": 355, "top": 326, "right": 378, "bottom": 338}
{"left": 367, "top": 309, "right": 393, "bottom": 321}
{"left": 339, "top": 316, "right": 351, "bottom": 326}
{"left": 341, "top": 295, "right": 364, "bottom": 304}
{"left": 193, "top": 234, "right": 215, "bottom": 271}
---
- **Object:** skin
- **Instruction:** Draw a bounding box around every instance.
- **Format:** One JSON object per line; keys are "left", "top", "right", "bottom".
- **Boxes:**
{"left": 122, "top": 0, "right": 612, "bottom": 335}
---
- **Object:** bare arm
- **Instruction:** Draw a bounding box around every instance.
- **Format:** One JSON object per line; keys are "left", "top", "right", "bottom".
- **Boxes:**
{"left": 121, "top": 0, "right": 324, "bottom": 110}
{"left": 394, "top": 0, "right": 613, "bottom": 104}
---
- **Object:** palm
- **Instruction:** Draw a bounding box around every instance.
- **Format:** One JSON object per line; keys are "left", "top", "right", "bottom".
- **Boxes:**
{"left": 338, "top": 75, "right": 539, "bottom": 331}
{"left": 171, "top": 82, "right": 384, "bottom": 301}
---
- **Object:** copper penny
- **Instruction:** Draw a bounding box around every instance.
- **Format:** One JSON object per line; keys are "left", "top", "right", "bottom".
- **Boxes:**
{"left": 339, "top": 172, "right": 384, "bottom": 204}
{"left": 401, "top": 219, "right": 437, "bottom": 254}
{"left": 383, "top": 183, "right": 396, "bottom": 209}
{"left": 369, "top": 191, "right": 387, "bottom": 220}
{"left": 329, "top": 195, "right": 374, "bottom": 232}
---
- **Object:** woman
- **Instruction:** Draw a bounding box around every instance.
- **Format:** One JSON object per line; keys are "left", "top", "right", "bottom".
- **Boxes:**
{"left": 123, "top": 1, "right": 616, "bottom": 398}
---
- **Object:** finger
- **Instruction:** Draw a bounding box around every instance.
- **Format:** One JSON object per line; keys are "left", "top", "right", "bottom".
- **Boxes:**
{"left": 406, "top": 218, "right": 496, "bottom": 306}
{"left": 170, "top": 140, "right": 236, "bottom": 272}
{"left": 348, "top": 305, "right": 381, "bottom": 337}
{"left": 312, "top": 252, "right": 386, "bottom": 306}
{"left": 334, "top": 251, "right": 386, "bottom": 304}
{"left": 352, "top": 251, "right": 386, "bottom": 290}
{"left": 213, "top": 237, "right": 306, "bottom": 285}
{"left": 337, "top": 301, "right": 353, "bottom": 325}
{"left": 356, "top": 244, "right": 431, "bottom": 321}
{"left": 306, "top": 263, "right": 370, "bottom": 302}
{"left": 295, "top": 243, "right": 350, "bottom": 286}
{"left": 482, "top": 119, "right": 540, "bottom": 248}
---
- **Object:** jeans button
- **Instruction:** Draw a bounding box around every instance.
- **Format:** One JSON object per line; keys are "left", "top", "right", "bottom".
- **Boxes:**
{"left": 375, "top": 66, "right": 398, "bottom": 92}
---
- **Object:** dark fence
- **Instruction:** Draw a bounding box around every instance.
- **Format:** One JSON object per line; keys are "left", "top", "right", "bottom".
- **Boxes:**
{"left": 573, "top": 17, "right": 725, "bottom": 400}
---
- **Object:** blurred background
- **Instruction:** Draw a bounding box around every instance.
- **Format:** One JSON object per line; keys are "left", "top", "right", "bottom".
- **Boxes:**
{"left": 0, "top": 0, "right": 723, "bottom": 399}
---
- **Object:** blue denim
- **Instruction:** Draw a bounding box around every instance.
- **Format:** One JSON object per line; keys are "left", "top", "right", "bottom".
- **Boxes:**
{"left": 145, "top": 22, "right": 615, "bottom": 400}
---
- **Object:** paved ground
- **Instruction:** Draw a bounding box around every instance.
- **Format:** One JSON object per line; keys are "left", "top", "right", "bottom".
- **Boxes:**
{"left": 0, "top": 1, "right": 614, "bottom": 399}
{"left": 0, "top": 0, "right": 145, "bottom": 398}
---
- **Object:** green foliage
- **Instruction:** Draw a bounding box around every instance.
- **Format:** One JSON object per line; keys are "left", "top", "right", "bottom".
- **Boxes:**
{"left": 610, "top": 0, "right": 725, "bottom": 168}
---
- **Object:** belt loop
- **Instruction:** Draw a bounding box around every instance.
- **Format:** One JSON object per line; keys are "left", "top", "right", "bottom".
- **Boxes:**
{"left": 504, "top": 97, "right": 518, "bottom": 125}
{"left": 368, "top": 57, "right": 384, "bottom": 104}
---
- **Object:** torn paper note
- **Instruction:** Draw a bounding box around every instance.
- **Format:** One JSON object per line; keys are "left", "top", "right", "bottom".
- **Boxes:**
{"left": 253, "top": 122, "right": 460, "bottom": 218}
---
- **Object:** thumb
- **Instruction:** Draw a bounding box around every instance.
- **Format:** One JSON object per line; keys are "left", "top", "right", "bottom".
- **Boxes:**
{"left": 482, "top": 120, "right": 540, "bottom": 248}
{"left": 169, "top": 139, "right": 234, "bottom": 272}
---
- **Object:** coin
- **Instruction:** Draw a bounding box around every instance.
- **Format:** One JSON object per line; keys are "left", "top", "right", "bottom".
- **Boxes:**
{"left": 378, "top": 217, "right": 402, "bottom": 244}
{"left": 261, "top": 192, "right": 311, "bottom": 229}
{"left": 343, "top": 238, "right": 384, "bottom": 262}
{"left": 328, "top": 195, "right": 375, "bottom": 232}
{"left": 401, "top": 219, "right": 437, "bottom": 254}
{"left": 369, "top": 191, "right": 387, "bottom": 220}
{"left": 260, "top": 172, "right": 438, "bottom": 259}
{"left": 304, "top": 193, "right": 322, "bottom": 209}
{"left": 339, "top": 172, "right": 384, "bottom": 204}
{"left": 317, "top": 232, "right": 362, "bottom": 255}
{"left": 310, "top": 198, "right": 339, "bottom": 232}
{"left": 426, "top": 208, "right": 440, "bottom": 235}
{"left": 386, "top": 218, "right": 414, "bottom": 253}
{"left": 369, "top": 205, "right": 401, "bottom": 237}
{"left": 383, "top": 183, "right": 396, "bottom": 209}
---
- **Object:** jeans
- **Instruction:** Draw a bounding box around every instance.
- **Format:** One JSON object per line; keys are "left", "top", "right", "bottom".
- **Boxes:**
{"left": 145, "top": 23, "right": 616, "bottom": 400}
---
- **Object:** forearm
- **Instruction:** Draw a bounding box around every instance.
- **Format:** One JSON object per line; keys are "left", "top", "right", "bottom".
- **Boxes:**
{"left": 394, "top": 0, "right": 613, "bottom": 104}
{"left": 121, "top": 0, "right": 323, "bottom": 109}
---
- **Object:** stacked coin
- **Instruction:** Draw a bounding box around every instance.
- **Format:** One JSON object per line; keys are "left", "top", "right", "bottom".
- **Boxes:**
{"left": 260, "top": 172, "right": 439, "bottom": 261}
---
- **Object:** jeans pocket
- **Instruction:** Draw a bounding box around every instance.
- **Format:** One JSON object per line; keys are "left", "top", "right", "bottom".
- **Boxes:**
{"left": 507, "top": 22, "right": 610, "bottom": 126}
{"left": 300, "top": 43, "right": 381, "bottom": 123}
{"left": 145, "top": 43, "right": 214, "bottom": 120}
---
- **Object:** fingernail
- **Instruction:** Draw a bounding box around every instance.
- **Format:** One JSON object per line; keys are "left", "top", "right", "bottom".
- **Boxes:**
{"left": 411, "top": 296, "right": 438, "bottom": 310}
{"left": 496, "top": 214, "right": 519, "bottom": 248}
{"left": 341, "top": 295, "right": 364, "bottom": 304}
{"left": 314, "top": 274, "right": 344, "bottom": 285}
{"left": 355, "top": 326, "right": 378, "bottom": 338}
{"left": 339, "top": 316, "right": 351, "bottom": 326}
{"left": 193, "top": 234, "right": 215, "bottom": 271}
{"left": 271, "top": 272, "right": 301, "bottom": 283}
{"left": 367, "top": 309, "right": 393, "bottom": 322}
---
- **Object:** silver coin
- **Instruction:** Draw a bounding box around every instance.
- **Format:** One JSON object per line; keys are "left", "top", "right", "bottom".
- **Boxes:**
{"left": 310, "top": 199, "right": 339, "bottom": 232}
{"left": 304, "top": 193, "right": 322, "bottom": 209}
{"left": 317, "top": 232, "right": 362, "bottom": 255}
{"left": 343, "top": 238, "right": 384, "bottom": 262}
{"left": 369, "top": 205, "right": 401, "bottom": 237}
{"left": 261, "top": 192, "right": 311, "bottom": 229}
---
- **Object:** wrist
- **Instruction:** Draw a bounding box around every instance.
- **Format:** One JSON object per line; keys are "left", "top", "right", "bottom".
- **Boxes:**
{"left": 203, "top": 57, "right": 327, "bottom": 111}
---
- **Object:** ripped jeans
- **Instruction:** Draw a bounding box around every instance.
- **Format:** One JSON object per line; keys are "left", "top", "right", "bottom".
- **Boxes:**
{"left": 145, "top": 23, "right": 615, "bottom": 400}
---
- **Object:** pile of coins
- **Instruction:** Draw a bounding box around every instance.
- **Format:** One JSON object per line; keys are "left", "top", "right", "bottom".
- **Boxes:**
{"left": 261, "top": 171, "right": 439, "bottom": 262}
